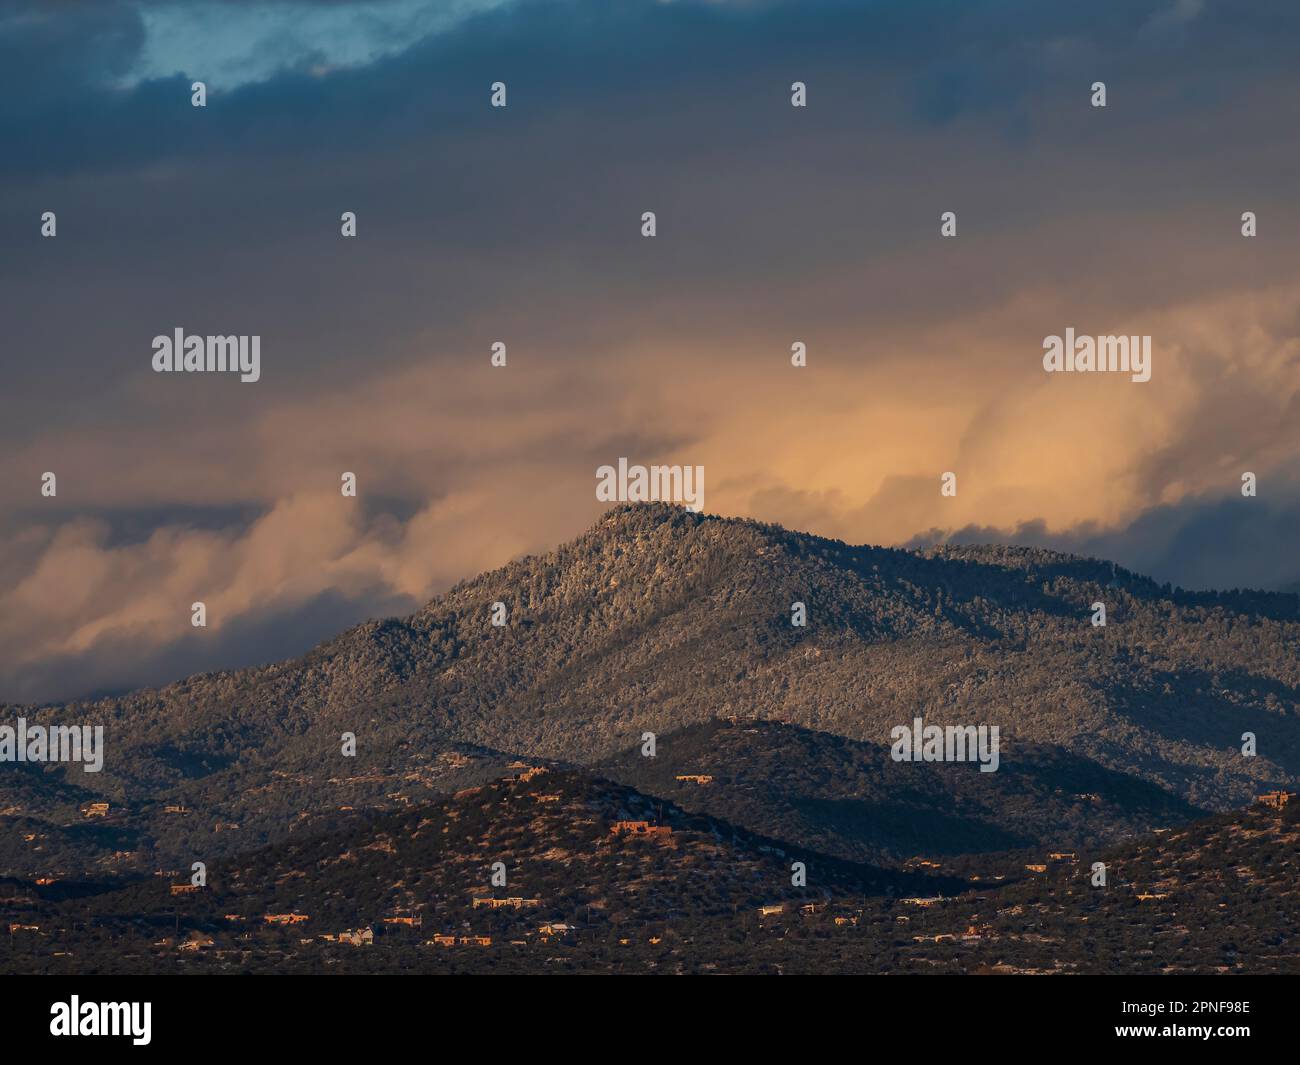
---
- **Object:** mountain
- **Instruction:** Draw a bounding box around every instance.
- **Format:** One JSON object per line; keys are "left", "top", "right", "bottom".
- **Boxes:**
{"left": 598, "top": 719, "right": 1204, "bottom": 865}
{"left": 4, "top": 772, "right": 1294, "bottom": 975}
{"left": 3, "top": 502, "right": 1299, "bottom": 878}
{"left": 1, "top": 768, "right": 960, "bottom": 975}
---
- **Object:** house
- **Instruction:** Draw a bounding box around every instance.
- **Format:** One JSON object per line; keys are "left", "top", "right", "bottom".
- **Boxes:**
{"left": 84, "top": 802, "right": 109, "bottom": 818}
{"left": 900, "top": 897, "right": 944, "bottom": 907}
{"left": 1136, "top": 892, "right": 1170, "bottom": 901}
{"left": 169, "top": 883, "right": 201, "bottom": 895}
{"left": 758, "top": 904, "right": 785, "bottom": 917}
{"left": 458, "top": 935, "right": 491, "bottom": 947}
{"left": 533, "top": 794, "right": 562, "bottom": 803}
{"left": 1257, "top": 790, "right": 1295, "bottom": 810}
{"left": 383, "top": 915, "right": 422, "bottom": 927}
{"left": 674, "top": 774, "right": 714, "bottom": 785}
{"left": 164, "top": 805, "right": 187, "bottom": 814}
{"left": 472, "top": 897, "right": 541, "bottom": 910}
{"left": 338, "top": 928, "right": 374, "bottom": 946}
{"left": 538, "top": 923, "right": 572, "bottom": 936}
{"left": 179, "top": 931, "right": 215, "bottom": 952}
{"left": 264, "top": 913, "right": 310, "bottom": 924}
{"left": 609, "top": 820, "right": 672, "bottom": 838}
{"left": 429, "top": 934, "right": 457, "bottom": 947}
{"left": 1024, "top": 864, "right": 1048, "bottom": 873}
{"left": 1048, "top": 852, "right": 1078, "bottom": 862}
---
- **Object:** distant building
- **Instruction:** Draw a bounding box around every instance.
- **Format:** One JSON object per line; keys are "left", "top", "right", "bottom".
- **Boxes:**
{"left": 264, "top": 913, "right": 310, "bottom": 924}
{"left": 1257, "top": 790, "right": 1294, "bottom": 810}
{"left": 472, "top": 897, "right": 540, "bottom": 910}
{"left": 179, "top": 931, "right": 215, "bottom": 952}
{"left": 84, "top": 802, "right": 109, "bottom": 818}
{"left": 674, "top": 774, "right": 714, "bottom": 785}
{"left": 169, "top": 884, "right": 201, "bottom": 896}
{"left": 609, "top": 820, "right": 672, "bottom": 838}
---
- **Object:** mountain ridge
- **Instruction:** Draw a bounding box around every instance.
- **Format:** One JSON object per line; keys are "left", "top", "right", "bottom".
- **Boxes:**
{"left": 4, "top": 503, "right": 1299, "bottom": 878}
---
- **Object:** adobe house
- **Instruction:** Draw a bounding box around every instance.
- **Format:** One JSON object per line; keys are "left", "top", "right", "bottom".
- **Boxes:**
{"left": 179, "top": 931, "right": 215, "bottom": 952}
{"left": 610, "top": 820, "right": 673, "bottom": 838}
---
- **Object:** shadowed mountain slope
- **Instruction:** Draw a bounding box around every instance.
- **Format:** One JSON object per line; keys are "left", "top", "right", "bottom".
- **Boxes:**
{"left": 598, "top": 719, "right": 1205, "bottom": 865}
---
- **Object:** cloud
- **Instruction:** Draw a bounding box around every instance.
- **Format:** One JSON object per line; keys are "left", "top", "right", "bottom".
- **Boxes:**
{"left": 127, "top": 0, "right": 514, "bottom": 90}
{"left": 3, "top": 0, "right": 1300, "bottom": 701}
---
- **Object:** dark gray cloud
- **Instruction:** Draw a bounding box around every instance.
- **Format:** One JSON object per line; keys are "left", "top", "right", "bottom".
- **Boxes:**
{"left": 909, "top": 474, "right": 1300, "bottom": 594}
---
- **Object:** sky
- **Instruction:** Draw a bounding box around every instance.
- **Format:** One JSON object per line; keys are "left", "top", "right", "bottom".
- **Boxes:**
{"left": 2, "top": 0, "right": 1299, "bottom": 704}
